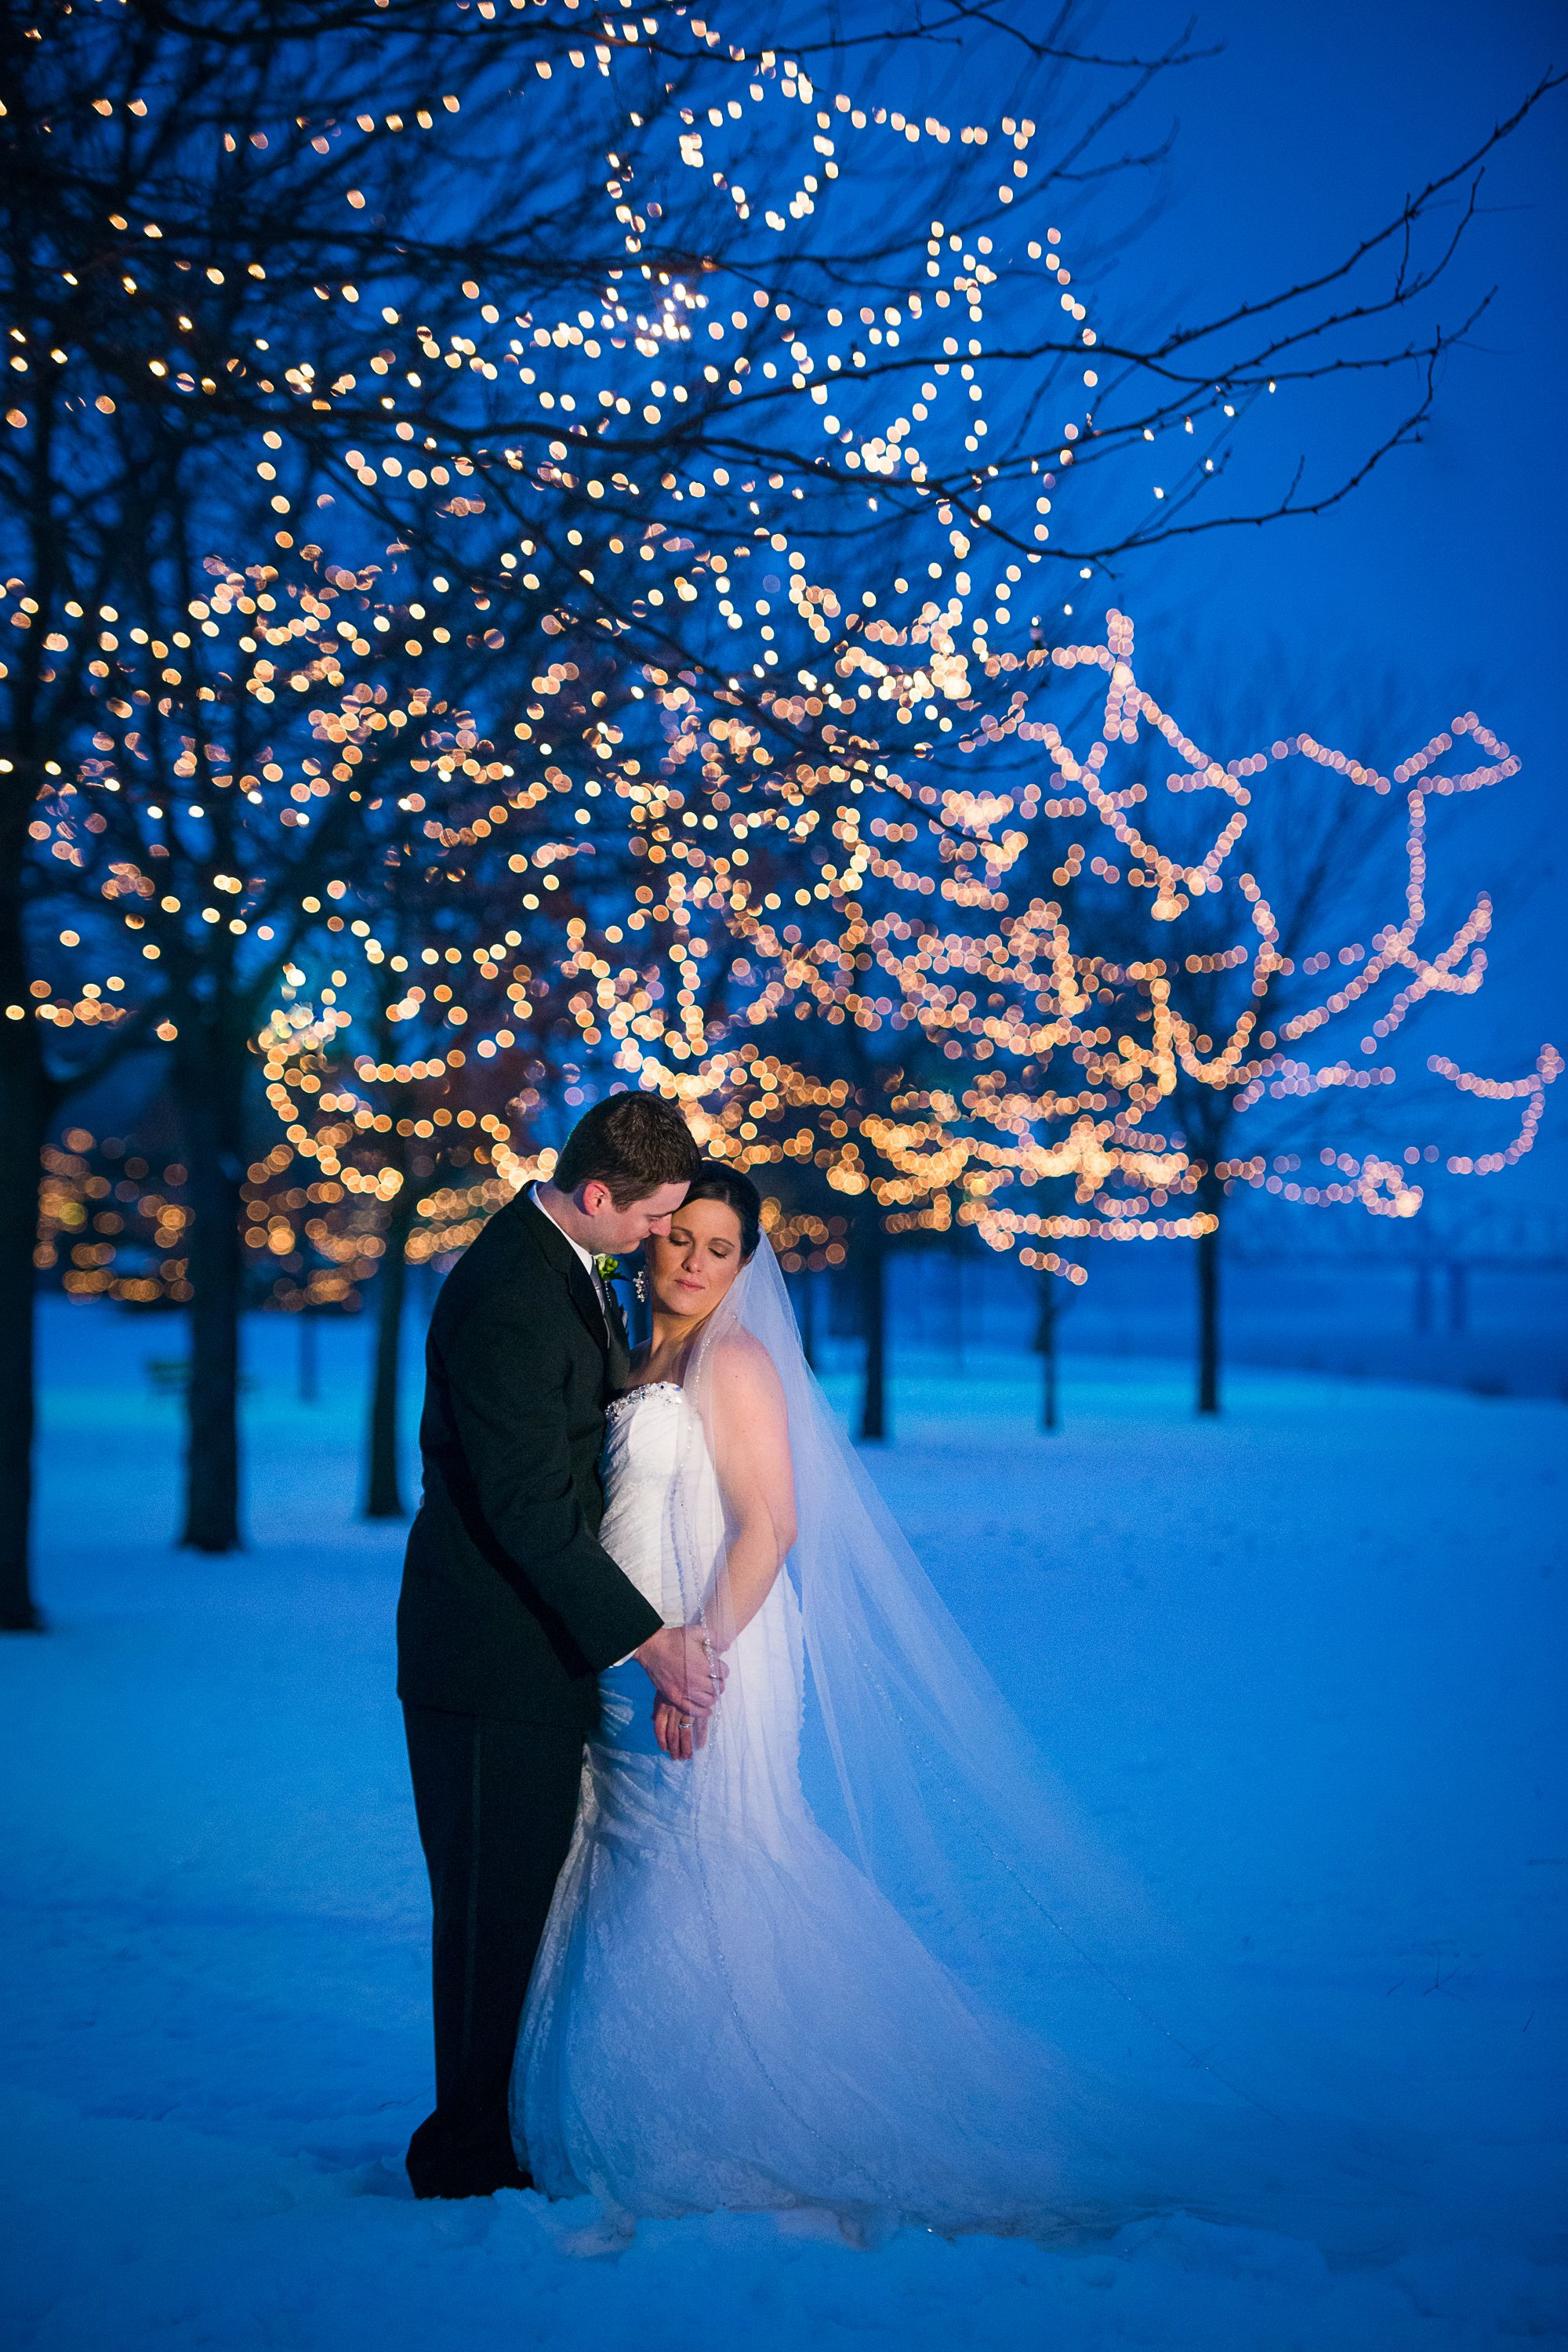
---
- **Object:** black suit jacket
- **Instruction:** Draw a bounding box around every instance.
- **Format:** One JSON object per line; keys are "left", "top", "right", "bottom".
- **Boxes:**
{"left": 397, "top": 1191, "right": 664, "bottom": 1726}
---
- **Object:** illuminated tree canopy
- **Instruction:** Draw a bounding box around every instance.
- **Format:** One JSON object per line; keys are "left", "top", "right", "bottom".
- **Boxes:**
{"left": 2, "top": 0, "right": 1559, "bottom": 1610}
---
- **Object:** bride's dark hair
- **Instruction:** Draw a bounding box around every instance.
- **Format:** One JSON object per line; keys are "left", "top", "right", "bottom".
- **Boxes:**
{"left": 682, "top": 1160, "right": 762, "bottom": 1261}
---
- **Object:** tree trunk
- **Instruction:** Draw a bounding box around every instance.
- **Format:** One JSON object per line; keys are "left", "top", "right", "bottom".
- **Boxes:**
{"left": 796, "top": 1265, "right": 818, "bottom": 1369}
{"left": 364, "top": 1182, "right": 417, "bottom": 1519}
{"left": 1447, "top": 1260, "right": 1468, "bottom": 1335}
{"left": 175, "top": 1022, "right": 246, "bottom": 1552}
{"left": 951, "top": 1240, "right": 965, "bottom": 1369}
{"left": 857, "top": 1214, "right": 888, "bottom": 1443}
{"left": 1413, "top": 1261, "right": 1433, "bottom": 1334}
{"left": 1035, "top": 1272, "right": 1061, "bottom": 1433}
{"left": 1196, "top": 1175, "right": 1222, "bottom": 1417}
{"left": 0, "top": 949, "right": 47, "bottom": 1630}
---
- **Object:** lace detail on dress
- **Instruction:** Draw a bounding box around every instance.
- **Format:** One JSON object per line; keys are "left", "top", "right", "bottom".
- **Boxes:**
{"left": 606, "top": 1378, "right": 684, "bottom": 1419}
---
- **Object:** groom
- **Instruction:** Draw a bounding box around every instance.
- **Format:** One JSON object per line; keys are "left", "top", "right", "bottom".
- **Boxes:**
{"left": 397, "top": 1091, "right": 713, "bottom": 2199}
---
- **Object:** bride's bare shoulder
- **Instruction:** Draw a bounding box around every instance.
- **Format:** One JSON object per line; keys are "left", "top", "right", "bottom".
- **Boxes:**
{"left": 705, "top": 1326, "right": 786, "bottom": 1409}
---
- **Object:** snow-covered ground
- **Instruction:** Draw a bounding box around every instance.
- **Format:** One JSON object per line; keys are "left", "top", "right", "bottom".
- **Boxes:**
{"left": 2, "top": 1298, "right": 1564, "bottom": 2349}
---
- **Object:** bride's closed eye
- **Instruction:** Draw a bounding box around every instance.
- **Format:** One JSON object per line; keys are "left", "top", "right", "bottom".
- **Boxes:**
{"left": 668, "top": 1229, "right": 732, "bottom": 1261}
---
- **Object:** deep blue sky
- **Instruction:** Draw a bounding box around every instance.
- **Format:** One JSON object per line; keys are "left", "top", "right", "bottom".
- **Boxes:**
{"left": 1104, "top": 2, "right": 1565, "bottom": 1207}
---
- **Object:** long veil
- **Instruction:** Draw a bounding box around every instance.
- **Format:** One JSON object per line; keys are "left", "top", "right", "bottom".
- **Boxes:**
{"left": 671, "top": 1234, "right": 1410, "bottom": 2242}
{"left": 685, "top": 1235, "right": 1145, "bottom": 1999}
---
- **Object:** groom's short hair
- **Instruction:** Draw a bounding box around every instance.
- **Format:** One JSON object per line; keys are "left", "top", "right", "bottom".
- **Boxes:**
{"left": 554, "top": 1091, "right": 700, "bottom": 1207}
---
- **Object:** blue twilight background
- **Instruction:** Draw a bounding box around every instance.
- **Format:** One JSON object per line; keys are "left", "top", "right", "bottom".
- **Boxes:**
{"left": 1111, "top": 0, "right": 1564, "bottom": 1205}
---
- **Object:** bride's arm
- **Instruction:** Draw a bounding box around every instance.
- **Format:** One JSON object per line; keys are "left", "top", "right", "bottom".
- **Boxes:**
{"left": 706, "top": 1336, "right": 797, "bottom": 1645}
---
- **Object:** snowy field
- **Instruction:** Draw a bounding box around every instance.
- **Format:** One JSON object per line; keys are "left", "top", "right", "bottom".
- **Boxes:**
{"left": 2, "top": 1297, "right": 1565, "bottom": 2350}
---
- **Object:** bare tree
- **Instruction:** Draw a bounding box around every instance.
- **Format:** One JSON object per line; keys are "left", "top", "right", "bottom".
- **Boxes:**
{"left": 24, "top": 536, "right": 536, "bottom": 1546}
{"left": 256, "top": 702, "right": 604, "bottom": 1523}
{"left": 0, "top": 0, "right": 735, "bottom": 1606}
{"left": 993, "top": 613, "right": 1560, "bottom": 1413}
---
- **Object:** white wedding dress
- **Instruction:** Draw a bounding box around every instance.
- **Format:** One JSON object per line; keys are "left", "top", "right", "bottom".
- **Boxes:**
{"left": 511, "top": 1377, "right": 1086, "bottom": 2234}
{"left": 510, "top": 1244, "right": 1404, "bottom": 2250}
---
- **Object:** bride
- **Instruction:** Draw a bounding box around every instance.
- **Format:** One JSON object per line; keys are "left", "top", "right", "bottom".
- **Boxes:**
{"left": 511, "top": 1162, "right": 1361, "bottom": 2242}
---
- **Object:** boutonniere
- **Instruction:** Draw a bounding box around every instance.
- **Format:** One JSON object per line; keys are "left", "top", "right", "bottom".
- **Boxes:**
{"left": 597, "top": 1251, "right": 646, "bottom": 1302}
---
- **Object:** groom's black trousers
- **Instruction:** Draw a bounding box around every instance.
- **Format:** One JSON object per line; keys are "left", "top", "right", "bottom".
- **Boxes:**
{"left": 402, "top": 1702, "right": 584, "bottom": 2194}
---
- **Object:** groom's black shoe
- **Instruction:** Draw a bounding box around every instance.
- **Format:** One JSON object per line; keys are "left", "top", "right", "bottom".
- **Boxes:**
{"left": 409, "top": 2158, "right": 534, "bottom": 2201}
{"left": 406, "top": 2113, "right": 533, "bottom": 2200}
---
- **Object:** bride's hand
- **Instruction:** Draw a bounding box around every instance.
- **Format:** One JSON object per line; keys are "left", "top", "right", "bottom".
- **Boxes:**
{"left": 636, "top": 1622, "right": 725, "bottom": 1719}
{"left": 653, "top": 1696, "right": 702, "bottom": 1762}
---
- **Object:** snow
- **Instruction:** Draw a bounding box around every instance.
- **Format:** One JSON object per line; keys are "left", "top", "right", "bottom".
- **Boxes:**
{"left": 2, "top": 1298, "right": 1565, "bottom": 2349}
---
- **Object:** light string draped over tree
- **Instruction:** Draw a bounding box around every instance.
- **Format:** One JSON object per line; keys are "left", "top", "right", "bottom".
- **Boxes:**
{"left": 0, "top": 0, "right": 725, "bottom": 1609}
{"left": 501, "top": 601, "right": 1556, "bottom": 1436}
{"left": 20, "top": 532, "right": 532, "bottom": 1546}
{"left": 1035, "top": 616, "right": 1562, "bottom": 1413}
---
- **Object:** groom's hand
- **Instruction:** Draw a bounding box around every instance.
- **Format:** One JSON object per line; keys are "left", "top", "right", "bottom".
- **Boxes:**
{"left": 635, "top": 1623, "right": 724, "bottom": 1731}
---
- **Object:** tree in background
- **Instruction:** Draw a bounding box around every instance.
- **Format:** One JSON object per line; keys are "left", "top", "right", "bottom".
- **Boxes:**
{"left": 0, "top": 0, "right": 744, "bottom": 1607}
{"left": 508, "top": 634, "right": 1200, "bottom": 1439}
{"left": 0, "top": 0, "right": 681, "bottom": 1599}
{"left": 20, "top": 535, "right": 527, "bottom": 1548}
{"left": 532, "top": 596, "right": 1558, "bottom": 1439}
{"left": 251, "top": 709, "right": 606, "bottom": 1522}
{"left": 452, "top": 33, "right": 1549, "bottom": 1439}
{"left": 981, "top": 611, "right": 1562, "bottom": 1414}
